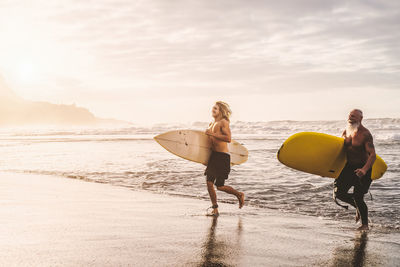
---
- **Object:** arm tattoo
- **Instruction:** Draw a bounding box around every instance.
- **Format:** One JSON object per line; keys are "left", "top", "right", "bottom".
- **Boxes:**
{"left": 363, "top": 131, "right": 373, "bottom": 143}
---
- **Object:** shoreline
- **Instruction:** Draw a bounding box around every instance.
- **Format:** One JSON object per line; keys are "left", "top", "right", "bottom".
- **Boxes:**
{"left": 6, "top": 169, "right": 398, "bottom": 233}
{"left": 1, "top": 172, "right": 399, "bottom": 266}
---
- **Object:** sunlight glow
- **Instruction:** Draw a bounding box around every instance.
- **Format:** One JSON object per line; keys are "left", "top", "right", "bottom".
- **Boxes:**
{"left": 16, "top": 62, "right": 38, "bottom": 84}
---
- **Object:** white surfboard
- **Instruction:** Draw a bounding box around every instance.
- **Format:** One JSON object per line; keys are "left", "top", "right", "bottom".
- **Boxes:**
{"left": 154, "top": 130, "right": 248, "bottom": 165}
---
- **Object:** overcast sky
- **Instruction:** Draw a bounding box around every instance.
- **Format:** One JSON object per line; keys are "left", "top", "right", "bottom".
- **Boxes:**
{"left": 0, "top": 0, "right": 399, "bottom": 124}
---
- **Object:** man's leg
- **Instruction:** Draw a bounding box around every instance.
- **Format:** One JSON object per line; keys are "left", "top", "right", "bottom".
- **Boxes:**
{"left": 354, "top": 190, "right": 368, "bottom": 230}
{"left": 354, "top": 175, "right": 372, "bottom": 230}
{"left": 207, "top": 181, "right": 217, "bottom": 206}
{"left": 335, "top": 186, "right": 356, "bottom": 207}
{"left": 335, "top": 167, "right": 356, "bottom": 208}
{"left": 216, "top": 185, "right": 240, "bottom": 197}
{"left": 216, "top": 185, "right": 245, "bottom": 208}
{"left": 207, "top": 180, "right": 219, "bottom": 215}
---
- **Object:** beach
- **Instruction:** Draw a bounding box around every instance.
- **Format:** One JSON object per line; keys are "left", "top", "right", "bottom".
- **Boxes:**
{"left": 1, "top": 172, "right": 399, "bottom": 266}
{"left": 1, "top": 0, "right": 399, "bottom": 265}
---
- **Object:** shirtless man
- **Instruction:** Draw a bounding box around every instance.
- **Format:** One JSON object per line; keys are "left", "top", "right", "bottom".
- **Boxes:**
{"left": 204, "top": 101, "right": 245, "bottom": 216}
{"left": 334, "top": 109, "right": 376, "bottom": 230}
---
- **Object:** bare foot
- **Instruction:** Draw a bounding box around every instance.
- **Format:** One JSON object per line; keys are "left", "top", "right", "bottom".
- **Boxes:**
{"left": 207, "top": 208, "right": 219, "bottom": 217}
{"left": 357, "top": 225, "right": 369, "bottom": 231}
{"left": 355, "top": 209, "right": 360, "bottom": 223}
{"left": 238, "top": 192, "right": 245, "bottom": 209}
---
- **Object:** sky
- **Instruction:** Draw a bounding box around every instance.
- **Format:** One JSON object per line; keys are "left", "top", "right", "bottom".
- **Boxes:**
{"left": 0, "top": 0, "right": 399, "bottom": 124}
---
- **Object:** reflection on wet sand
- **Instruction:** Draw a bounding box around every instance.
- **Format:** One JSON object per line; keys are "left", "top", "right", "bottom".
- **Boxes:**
{"left": 331, "top": 231, "right": 369, "bottom": 267}
{"left": 353, "top": 231, "right": 368, "bottom": 266}
{"left": 198, "top": 216, "right": 242, "bottom": 267}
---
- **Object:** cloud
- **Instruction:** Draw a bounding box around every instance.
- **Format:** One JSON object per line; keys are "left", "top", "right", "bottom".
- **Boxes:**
{"left": 0, "top": 0, "right": 399, "bottom": 122}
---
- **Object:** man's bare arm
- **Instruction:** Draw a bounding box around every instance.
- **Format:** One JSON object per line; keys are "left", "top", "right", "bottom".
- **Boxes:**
{"left": 354, "top": 131, "right": 376, "bottom": 177}
{"left": 362, "top": 132, "right": 376, "bottom": 172}
{"left": 206, "top": 120, "right": 231, "bottom": 143}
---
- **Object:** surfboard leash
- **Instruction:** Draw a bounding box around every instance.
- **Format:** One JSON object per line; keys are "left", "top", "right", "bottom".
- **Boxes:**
{"left": 332, "top": 185, "right": 349, "bottom": 210}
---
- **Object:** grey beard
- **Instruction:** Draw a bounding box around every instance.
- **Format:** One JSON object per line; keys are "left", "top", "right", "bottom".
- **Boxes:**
{"left": 346, "top": 122, "right": 360, "bottom": 137}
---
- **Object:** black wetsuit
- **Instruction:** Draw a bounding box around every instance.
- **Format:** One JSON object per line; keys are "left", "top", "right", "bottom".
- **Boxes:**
{"left": 334, "top": 162, "right": 372, "bottom": 225}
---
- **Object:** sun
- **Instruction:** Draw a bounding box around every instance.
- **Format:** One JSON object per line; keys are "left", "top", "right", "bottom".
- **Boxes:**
{"left": 2, "top": 60, "right": 40, "bottom": 87}
{"left": 15, "top": 61, "right": 38, "bottom": 84}
{"left": 0, "top": 60, "right": 44, "bottom": 98}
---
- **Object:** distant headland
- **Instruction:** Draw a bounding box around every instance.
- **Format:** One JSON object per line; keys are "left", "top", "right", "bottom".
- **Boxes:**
{"left": 0, "top": 76, "right": 131, "bottom": 126}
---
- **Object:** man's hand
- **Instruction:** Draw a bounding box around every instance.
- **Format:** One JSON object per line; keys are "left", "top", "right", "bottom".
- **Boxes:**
{"left": 354, "top": 168, "right": 366, "bottom": 178}
{"left": 205, "top": 129, "right": 214, "bottom": 136}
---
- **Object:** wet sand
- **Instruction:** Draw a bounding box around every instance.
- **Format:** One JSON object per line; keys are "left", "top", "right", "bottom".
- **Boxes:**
{"left": 0, "top": 172, "right": 399, "bottom": 266}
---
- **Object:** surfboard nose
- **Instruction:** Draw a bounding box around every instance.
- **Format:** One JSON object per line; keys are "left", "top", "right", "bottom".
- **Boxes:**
{"left": 153, "top": 133, "right": 161, "bottom": 140}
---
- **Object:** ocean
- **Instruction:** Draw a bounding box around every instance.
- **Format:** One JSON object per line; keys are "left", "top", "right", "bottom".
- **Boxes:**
{"left": 1, "top": 118, "right": 399, "bottom": 231}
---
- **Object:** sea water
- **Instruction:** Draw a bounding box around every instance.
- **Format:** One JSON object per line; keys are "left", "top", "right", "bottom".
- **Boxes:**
{"left": 1, "top": 118, "right": 399, "bottom": 230}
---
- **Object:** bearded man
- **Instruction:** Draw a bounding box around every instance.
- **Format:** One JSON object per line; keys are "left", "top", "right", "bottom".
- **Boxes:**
{"left": 334, "top": 109, "right": 376, "bottom": 230}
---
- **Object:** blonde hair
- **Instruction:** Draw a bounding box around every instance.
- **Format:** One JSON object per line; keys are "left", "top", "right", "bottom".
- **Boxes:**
{"left": 215, "top": 101, "right": 232, "bottom": 122}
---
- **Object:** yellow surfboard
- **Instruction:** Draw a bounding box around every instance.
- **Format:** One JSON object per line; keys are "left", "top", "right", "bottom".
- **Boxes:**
{"left": 277, "top": 132, "right": 387, "bottom": 180}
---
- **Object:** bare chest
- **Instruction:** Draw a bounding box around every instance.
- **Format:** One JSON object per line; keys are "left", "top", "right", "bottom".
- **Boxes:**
{"left": 209, "top": 122, "right": 222, "bottom": 133}
{"left": 350, "top": 133, "right": 366, "bottom": 150}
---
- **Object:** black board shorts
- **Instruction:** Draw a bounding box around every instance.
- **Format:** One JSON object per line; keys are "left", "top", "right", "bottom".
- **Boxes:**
{"left": 205, "top": 151, "right": 231, "bottom": 187}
